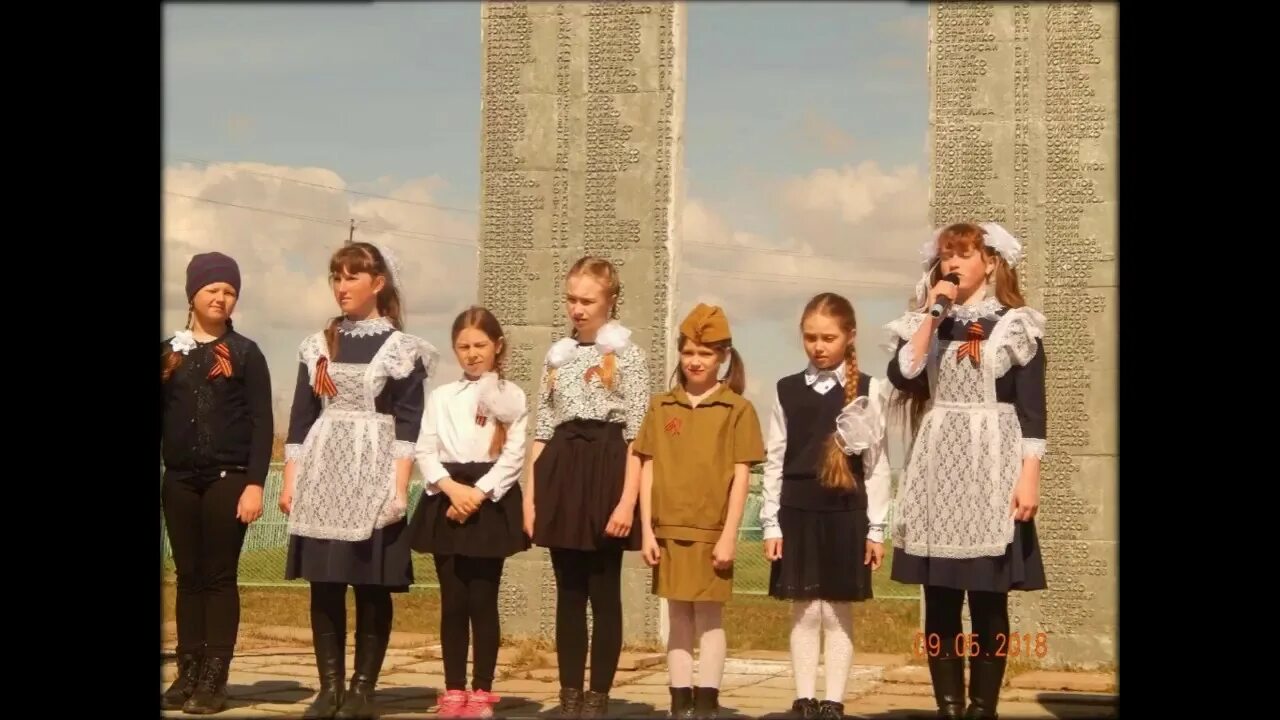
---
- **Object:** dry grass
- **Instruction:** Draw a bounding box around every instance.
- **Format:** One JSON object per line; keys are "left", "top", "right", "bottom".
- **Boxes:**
{"left": 496, "top": 636, "right": 555, "bottom": 679}
{"left": 724, "top": 595, "right": 920, "bottom": 655}
{"left": 163, "top": 585, "right": 918, "bottom": 655}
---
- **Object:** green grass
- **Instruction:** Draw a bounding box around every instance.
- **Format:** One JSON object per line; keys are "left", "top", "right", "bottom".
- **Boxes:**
{"left": 731, "top": 540, "right": 918, "bottom": 599}
{"left": 164, "top": 547, "right": 444, "bottom": 587}
{"left": 165, "top": 541, "right": 920, "bottom": 601}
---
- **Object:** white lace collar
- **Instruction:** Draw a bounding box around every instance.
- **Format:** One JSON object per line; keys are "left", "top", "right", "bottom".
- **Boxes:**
{"left": 948, "top": 297, "right": 1002, "bottom": 323}
{"left": 338, "top": 316, "right": 395, "bottom": 337}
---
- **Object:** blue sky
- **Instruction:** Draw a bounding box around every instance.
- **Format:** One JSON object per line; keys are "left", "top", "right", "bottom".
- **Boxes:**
{"left": 163, "top": 1, "right": 929, "bottom": 441}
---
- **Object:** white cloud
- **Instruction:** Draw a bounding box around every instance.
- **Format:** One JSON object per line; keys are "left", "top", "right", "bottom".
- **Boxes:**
{"left": 679, "top": 160, "right": 928, "bottom": 321}
{"left": 163, "top": 161, "right": 478, "bottom": 433}
{"left": 677, "top": 160, "right": 929, "bottom": 415}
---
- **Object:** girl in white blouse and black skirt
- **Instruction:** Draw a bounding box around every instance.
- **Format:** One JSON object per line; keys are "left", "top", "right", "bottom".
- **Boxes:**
{"left": 410, "top": 306, "right": 530, "bottom": 719}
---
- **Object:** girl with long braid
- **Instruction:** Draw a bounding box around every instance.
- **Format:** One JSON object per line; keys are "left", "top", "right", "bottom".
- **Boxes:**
{"left": 758, "top": 292, "right": 892, "bottom": 720}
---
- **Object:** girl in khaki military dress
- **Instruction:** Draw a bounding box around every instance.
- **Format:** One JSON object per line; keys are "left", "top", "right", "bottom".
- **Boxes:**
{"left": 636, "top": 304, "right": 766, "bottom": 719}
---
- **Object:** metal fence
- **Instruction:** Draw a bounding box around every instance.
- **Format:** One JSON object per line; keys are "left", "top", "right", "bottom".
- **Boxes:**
{"left": 162, "top": 464, "right": 918, "bottom": 599}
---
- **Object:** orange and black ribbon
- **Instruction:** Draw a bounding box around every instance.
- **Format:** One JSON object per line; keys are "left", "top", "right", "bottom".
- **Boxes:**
{"left": 207, "top": 343, "right": 233, "bottom": 380}
{"left": 313, "top": 356, "right": 338, "bottom": 398}
{"left": 956, "top": 323, "right": 984, "bottom": 367}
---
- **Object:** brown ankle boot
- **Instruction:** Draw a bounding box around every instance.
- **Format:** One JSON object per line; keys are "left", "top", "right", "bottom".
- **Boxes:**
{"left": 581, "top": 690, "right": 610, "bottom": 718}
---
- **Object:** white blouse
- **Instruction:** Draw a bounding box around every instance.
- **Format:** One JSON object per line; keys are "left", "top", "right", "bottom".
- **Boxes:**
{"left": 414, "top": 375, "right": 528, "bottom": 501}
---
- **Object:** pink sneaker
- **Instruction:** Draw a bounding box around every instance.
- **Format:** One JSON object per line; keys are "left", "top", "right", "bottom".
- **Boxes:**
{"left": 437, "top": 689, "right": 470, "bottom": 718}
{"left": 466, "top": 689, "right": 501, "bottom": 718}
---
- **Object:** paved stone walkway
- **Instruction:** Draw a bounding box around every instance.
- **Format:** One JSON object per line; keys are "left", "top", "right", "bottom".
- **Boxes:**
{"left": 161, "top": 632, "right": 1117, "bottom": 719}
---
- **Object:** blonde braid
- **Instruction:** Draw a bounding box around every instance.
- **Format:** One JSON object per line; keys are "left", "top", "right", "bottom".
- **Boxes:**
{"left": 819, "top": 338, "right": 860, "bottom": 492}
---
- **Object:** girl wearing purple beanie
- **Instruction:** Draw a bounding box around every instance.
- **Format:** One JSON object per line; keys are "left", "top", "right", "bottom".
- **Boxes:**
{"left": 161, "top": 251, "right": 274, "bottom": 714}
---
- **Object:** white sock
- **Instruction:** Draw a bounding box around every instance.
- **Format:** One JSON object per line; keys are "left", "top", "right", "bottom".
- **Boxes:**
{"left": 789, "top": 600, "right": 822, "bottom": 700}
{"left": 820, "top": 600, "right": 854, "bottom": 703}
{"left": 693, "top": 602, "right": 726, "bottom": 689}
{"left": 667, "top": 600, "right": 695, "bottom": 688}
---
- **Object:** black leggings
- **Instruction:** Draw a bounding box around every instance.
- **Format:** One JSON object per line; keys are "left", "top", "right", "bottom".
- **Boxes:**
{"left": 550, "top": 548, "right": 624, "bottom": 693}
{"left": 924, "top": 586, "right": 1010, "bottom": 660}
{"left": 310, "top": 582, "right": 394, "bottom": 639}
{"left": 162, "top": 472, "right": 250, "bottom": 656}
{"left": 435, "top": 555, "right": 506, "bottom": 691}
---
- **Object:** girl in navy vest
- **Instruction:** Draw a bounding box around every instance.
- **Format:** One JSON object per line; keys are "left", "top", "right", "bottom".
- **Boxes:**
{"left": 759, "top": 292, "right": 892, "bottom": 720}
{"left": 885, "top": 222, "right": 1047, "bottom": 720}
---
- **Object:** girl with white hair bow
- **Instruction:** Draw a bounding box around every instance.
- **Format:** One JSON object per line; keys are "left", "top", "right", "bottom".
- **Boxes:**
{"left": 884, "top": 221, "right": 1048, "bottom": 720}
{"left": 280, "top": 241, "right": 438, "bottom": 719}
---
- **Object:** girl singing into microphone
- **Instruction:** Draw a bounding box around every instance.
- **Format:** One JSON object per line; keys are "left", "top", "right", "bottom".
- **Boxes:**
{"left": 885, "top": 222, "right": 1047, "bottom": 720}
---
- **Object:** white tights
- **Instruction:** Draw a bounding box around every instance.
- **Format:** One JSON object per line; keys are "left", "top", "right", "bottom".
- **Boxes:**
{"left": 666, "top": 601, "right": 727, "bottom": 689}
{"left": 789, "top": 600, "right": 854, "bottom": 703}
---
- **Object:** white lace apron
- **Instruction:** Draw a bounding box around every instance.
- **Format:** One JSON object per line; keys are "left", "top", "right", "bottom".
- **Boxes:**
{"left": 287, "top": 331, "right": 430, "bottom": 542}
{"left": 891, "top": 308, "right": 1044, "bottom": 559}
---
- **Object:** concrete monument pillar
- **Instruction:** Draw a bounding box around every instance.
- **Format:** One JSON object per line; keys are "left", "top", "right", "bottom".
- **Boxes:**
{"left": 928, "top": 1, "right": 1117, "bottom": 668}
{"left": 479, "top": 0, "right": 686, "bottom": 647}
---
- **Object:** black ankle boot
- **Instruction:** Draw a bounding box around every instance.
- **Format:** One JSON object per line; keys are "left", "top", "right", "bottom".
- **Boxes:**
{"left": 963, "top": 657, "right": 1006, "bottom": 719}
{"left": 816, "top": 700, "right": 845, "bottom": 719}
{"left": 791, "top": 697, "right": 819, "bottom": 719}
{"left": 335, "top": 632, "right": 388, "bottom": 719}
{"left": 304, "top": 632, "right": 346, "bottom": 719}
{"left": 557, "top": 687, "right": 584, "bottom": 718}
{"left": 669, "top": 686, "right": 695, "bottom": 718}
{"left": 162, "top": 650, "right": 204, "bottom": 710}
{"left": 928, "top": 656, "right": 966, "bottom": 719}
{"left": 581, "top": 690, "right": 610, "bottom": 718}
{"left": 692, "top": 686, "right": 719, "bottom": 719}
{"left": 182, "top": 653, "right": 231, "bottom": 714}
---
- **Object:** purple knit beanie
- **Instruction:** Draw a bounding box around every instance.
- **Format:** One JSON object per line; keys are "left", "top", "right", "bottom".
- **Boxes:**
{"left": 186, "top": 252, "right": 242, "bottom": 300}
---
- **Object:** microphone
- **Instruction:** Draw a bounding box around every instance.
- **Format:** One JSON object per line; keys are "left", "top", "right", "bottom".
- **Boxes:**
{"left": 929, "top": 273, "right": 962, "bottom": 318}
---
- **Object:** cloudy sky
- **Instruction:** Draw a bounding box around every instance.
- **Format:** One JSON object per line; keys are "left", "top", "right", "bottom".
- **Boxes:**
{"left": 163, "top": 1, "right": 929, "bottom": 452}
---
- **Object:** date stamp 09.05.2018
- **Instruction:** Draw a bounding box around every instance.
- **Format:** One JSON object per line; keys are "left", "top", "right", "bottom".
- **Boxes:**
{"left": 912, "top": 632, "right": 1048, "bottom": 658}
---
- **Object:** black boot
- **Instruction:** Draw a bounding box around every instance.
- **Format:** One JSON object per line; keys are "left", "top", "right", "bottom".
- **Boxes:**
{"left": 581, "top": 690, "right": 610, "bottom": 718}
{"left": 790, "top": 697, "right": 819, "bottom": 719}
{"left": 162, "top": 650, "right": 204, "bottom": 710}
{"left": 692, "top": 686, "right": 719, "bottom": 719}
{"left": 304, "top": 632, "right": 346, "bottom": 719}
{"left": 816, "top": 700, "right": 845, "bottom": 719}
{"left": 335, "top": 633, "right": 388, "bottom": 719}
{"left": 669, "top": 686, "right": 695, "bottom": 718}
{"left": 928, "top": 656, "right": 966, "bottom": 719}
{"left": 556, "top": 687, "right": 584, "bottom": 718}
{"left": 963, "top": 657, "right": 1006, "bottom": 719}
{"left": 182, "top": 653, "right": 231, "bottom": 714}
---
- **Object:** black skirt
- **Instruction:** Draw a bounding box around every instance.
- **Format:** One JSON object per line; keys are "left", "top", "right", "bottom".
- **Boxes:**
{"left": 532, "top": 419, "right": 640, "bottom": 552}
{"left": 408, "top": 461, "right": 531, "bottom": 558}
{"left": 284, "top": 519, "right": 414, "bottom": 592}
{"left": 768, "top": 506, "right": 873, "bottom": 602}
{"left": 890, "top": 520, "right": 1047, "bottom": 593}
